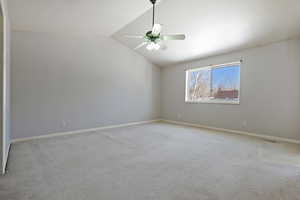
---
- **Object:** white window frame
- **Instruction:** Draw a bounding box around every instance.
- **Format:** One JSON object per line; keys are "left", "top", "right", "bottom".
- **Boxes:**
{"left": 185, "top": 61, "right": 241, "bottom": 105}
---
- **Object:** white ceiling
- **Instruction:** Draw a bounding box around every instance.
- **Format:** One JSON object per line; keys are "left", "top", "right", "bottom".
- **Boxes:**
{"left": 8, "top": 0, "right": 154, "bottom": 36}
{"left": 113, "top": 0, "right": 300, "bottom": 66}
{"left": 8, "top": 0, "right": 300, "bottom": 66}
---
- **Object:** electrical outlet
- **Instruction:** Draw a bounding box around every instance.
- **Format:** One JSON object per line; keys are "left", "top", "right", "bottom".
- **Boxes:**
{"left": 177, "top": 114, "right": 182, "bottom": 119}
{"left": 242, "top": 120, "right": 247, "bottom": 128}
{"left": 62, "top": 120, "right": 67, "bottom": 127}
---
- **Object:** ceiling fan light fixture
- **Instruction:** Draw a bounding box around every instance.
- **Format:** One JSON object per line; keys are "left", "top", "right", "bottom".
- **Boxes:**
{"left": 147, "top": 42, "right": 160, "bottom": 51}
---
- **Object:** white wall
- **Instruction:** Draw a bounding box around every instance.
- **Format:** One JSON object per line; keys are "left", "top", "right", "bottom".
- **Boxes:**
{"left": 1, "top": 0, "right": 11, "bottom": 174}
{"left": 161, "top": 38, "right": 300, "bottom": 140}
{"left": 10, "top": 32, "right": 300, "bottom": 142}
{"left": 11, "top": 31, "right": 160, "bottom": 139}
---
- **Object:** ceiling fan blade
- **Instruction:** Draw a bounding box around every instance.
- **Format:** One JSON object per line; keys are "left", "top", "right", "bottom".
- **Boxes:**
{"left": 134, "top": 42, "right": 147, "bottom": 50}
{"left": 124, "top": 35, "right": 144, "bottom": 39}
{"left": 161, "top": 34, "right": 186, "bottom": 40}
{"left": 152, "top": 24, "right": 162, "bottom": 36}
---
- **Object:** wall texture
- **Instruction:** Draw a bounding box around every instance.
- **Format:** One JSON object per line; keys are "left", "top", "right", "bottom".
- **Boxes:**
{"left": 1, "top": 0, "right": 11, "bottom": 174}
{"left": 11, "top": 32, "right": 160, "bottom": 139}
{"left": 161, "top": 38, "right": 300, "bottom": 140}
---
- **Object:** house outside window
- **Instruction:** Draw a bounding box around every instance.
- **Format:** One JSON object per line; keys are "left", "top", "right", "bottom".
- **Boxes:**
{"left": 185, "top": 61, "right": 241, "bottom": 104}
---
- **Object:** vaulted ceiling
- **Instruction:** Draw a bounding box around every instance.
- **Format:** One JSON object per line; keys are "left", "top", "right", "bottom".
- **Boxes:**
{"left": 8, "top": 0, "right": 300, "bottom": 66}
{"left": 114, "top": 0, "right": 300, "bottom": 66}
{"left": 8, "top": 0, "right": 154, "bottom": 36}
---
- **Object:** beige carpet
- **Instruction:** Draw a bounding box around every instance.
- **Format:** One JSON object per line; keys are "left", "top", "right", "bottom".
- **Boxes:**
{"left": 1, "top": 122, "right": 300, "bottom": 200}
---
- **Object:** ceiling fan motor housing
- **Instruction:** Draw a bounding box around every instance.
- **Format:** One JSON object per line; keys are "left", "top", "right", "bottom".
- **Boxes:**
{"left": 146, "top": 31, "right": 160, "bottom": 42}
{"left": 150, "top": 0, "right": 157, "bottom": 5}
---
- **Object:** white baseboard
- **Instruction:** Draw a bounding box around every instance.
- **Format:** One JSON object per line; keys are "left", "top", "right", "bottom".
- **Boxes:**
{"left": 11, "top": 118, "right": 300, "bottom": 146}
{"left": 12, "top": 119, "right": 162, "bottom": 144}
{"left": 2, "top": 142, "right": 11, "bottom": 174}
{"left": 161, "top": 119, "right": 300, "bottom": 145}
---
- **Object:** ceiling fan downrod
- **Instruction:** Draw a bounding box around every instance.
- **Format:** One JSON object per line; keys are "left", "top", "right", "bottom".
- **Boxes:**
{"left": 150, "top": 0, "right": 157, "bottom": 27}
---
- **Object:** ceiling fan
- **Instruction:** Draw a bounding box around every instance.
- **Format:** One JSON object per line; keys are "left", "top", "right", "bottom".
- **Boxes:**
{"left": 125, "top": 0, "right": 186, "bottom": 51}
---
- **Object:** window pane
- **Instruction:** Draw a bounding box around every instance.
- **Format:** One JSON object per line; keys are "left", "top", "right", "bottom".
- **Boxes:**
{"left": 212, "top": 65, "right": 240, "bottom": 102}
{"left": 186, "top": 68, "right": 211, "bottom": 101}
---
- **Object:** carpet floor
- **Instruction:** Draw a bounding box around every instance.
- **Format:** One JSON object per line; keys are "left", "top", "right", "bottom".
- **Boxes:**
{"left": 1, "top": 122, "right": 300, "bottom": 200}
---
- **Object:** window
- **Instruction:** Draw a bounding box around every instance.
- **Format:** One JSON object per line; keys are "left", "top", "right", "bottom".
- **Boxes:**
{"left": 185, "top": 62, "right": 240, "bottom": 104}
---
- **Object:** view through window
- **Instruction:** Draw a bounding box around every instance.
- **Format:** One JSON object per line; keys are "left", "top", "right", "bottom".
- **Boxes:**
{"left": 185, "top": 62, "right": 240, "bottom": 104}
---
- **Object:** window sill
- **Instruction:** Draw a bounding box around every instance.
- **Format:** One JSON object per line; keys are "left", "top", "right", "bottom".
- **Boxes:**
{"left": 185, "top": 100, "right": 240, "bottom": 105}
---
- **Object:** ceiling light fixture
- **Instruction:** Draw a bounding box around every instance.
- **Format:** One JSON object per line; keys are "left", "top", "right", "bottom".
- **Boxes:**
{"left": 146, "top": 42, "right": 160, "bottom": 51}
